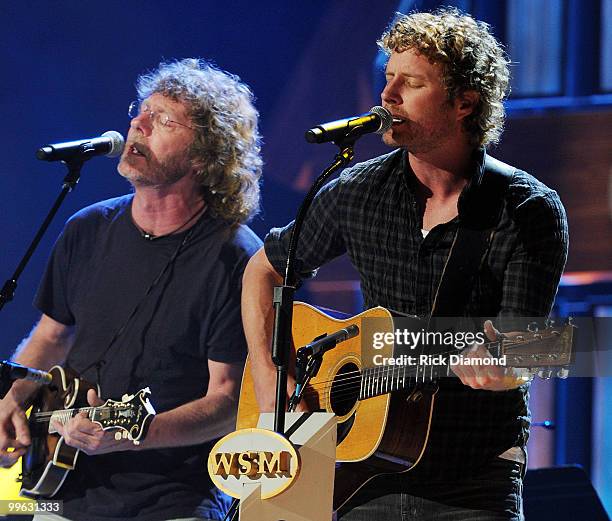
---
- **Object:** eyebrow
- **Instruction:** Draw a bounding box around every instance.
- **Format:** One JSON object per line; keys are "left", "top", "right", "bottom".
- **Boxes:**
{"left": 144, "top": 103, "right": 184, "bottom": 121}
{"left": 143, "top": 102, "right": 170, "bottom": 113}
{"left": 385, "top": 71, "right": 427, "bottom": 80}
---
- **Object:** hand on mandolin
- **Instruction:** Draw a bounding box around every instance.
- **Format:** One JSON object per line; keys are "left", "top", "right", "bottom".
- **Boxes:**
{"left": 52, "top": 389, "right": 137, "bottom": 455}
{"left": 0, "top": 393, "right": 30, "bottom": 468}
{"left": 450, "top": 320, "right": 531, "bottom": 391}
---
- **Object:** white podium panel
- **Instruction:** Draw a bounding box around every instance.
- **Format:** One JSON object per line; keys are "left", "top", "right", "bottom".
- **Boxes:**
{"left": 240, "top": 413, "right": 336, "bottom": 521}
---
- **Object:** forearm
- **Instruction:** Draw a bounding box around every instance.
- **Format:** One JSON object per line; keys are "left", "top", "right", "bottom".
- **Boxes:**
{"left": 241, "top": 248, "right": 283, "bottom": 411}
{"left": 9, "top": 315, "right": 74, "bottom": 405}
{"left": 136, "top": 391, "right": 237, "bottom": 449}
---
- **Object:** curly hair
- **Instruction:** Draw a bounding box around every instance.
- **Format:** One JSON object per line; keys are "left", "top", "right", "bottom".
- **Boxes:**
{"left": 378, "top": 7, "right": 510, "bottom": 147}
{"left": 136, "top": 58, "right": 262, "bottom": 224}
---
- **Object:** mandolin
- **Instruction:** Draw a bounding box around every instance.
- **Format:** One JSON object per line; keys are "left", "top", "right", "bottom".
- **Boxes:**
{"left": 13, "top": 365, "right": 155, "bottom": 499}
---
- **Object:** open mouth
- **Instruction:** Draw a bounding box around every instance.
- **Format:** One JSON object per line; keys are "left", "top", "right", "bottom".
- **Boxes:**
{"left": 129, "top": 144, "right": 146, "bottom": 157}
{"left": 392, "top": 117, "right": 406, "bottom": 125}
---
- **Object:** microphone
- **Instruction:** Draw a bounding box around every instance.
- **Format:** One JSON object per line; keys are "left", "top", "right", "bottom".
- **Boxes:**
{"left": 305, "top": 106, "right": 392, "bottom": 144}
{"left": 36, "top": 130, "right": 125, "bottom": 162}
{"left": 290, "top": 324, "right": 360, "bottom": 409}
{"left": 0, "top": 360, "right": 52, "bottom": 385}
{"left": 297, "top": 324, "right": 360, "bottom": 358}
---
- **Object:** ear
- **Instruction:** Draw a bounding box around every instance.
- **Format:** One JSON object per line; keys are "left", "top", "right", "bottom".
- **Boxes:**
{"left": 455, "top": 90, "right": 480, "bottom": 121}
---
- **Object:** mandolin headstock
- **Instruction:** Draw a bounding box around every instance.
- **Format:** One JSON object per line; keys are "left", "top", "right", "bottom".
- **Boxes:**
{"left": 93, "top": 387, "right": 156, "bottom": 444}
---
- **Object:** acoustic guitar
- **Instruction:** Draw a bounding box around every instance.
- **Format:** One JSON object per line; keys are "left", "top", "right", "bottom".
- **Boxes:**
{"left": 236, "top": 302, "right": 574, "bottom": 511}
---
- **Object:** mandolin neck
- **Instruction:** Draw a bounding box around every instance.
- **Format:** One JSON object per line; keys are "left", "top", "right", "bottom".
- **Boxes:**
{"left": 43, "top": 406, "right": 102, "bottom": 433}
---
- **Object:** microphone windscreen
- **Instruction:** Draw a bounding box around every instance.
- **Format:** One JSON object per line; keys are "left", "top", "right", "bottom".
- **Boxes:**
{"left": 369, "top": 106, "right": 393, "bottom": 134}
{"left": 102, "top": 130, "right": 125, "bottom": 157}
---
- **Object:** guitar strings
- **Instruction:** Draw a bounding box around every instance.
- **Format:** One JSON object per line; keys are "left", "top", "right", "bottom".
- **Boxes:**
{"left": 288, "top": 334, "right": 540, "bottom": 404}
{"left": 297, "top": 366, "right": 449, "bottom": 407}
{"left": 287, "top": 340, "right": 491, "bottom": 394}
{"left": 293, "top": 369, "right": 435, "bottom": 405}
{"left": 299, "top": 354, "right": 504, "bottom": 396}
{"left": 292, "top": 369, "right": 435, "bottom": 400}
{"left": 295, "top": 352, "right": 541, "bottom": 407}
{"left": 287, "top": 334, "right": 539, "bottom": 396}
{"left": 31, "top": 406, "right": 122, "bottom": 422}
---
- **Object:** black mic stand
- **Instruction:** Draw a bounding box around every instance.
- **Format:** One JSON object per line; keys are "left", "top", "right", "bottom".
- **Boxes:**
{"left": 224, "top": 133, "right": 362, "bottom": 521}
{"left": 272, "top": 136, "right": 358, "bottom": 436}
{"left": 0, "top": 159, "right": 84, "bottom": 313}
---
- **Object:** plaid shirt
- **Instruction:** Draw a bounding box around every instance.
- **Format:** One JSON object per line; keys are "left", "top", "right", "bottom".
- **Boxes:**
{"left": 264, "top": 147, "right": 568, "bottom": 478}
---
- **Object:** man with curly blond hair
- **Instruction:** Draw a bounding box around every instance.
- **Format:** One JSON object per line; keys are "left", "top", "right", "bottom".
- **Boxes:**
{"left": 243, "top": 7, "right": 567, "bottom": 521}
{"left": 0, "top": 59, "right": 262, "bottom": 521}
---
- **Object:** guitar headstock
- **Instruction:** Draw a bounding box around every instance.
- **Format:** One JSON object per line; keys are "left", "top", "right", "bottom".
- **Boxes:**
{"left": 501, "top": 319, "right": 575, "bottom": 380}
{"left": 94, "top": 387, "right": 156, "bottom": 444}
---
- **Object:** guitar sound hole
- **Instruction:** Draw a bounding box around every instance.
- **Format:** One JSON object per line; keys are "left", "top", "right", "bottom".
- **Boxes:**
{"left": 330, "top": 363, "right": 360, "bottom": 417}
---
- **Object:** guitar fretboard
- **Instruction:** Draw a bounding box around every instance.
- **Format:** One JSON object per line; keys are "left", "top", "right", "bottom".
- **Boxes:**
{"left": 357, "top": 337, "right": 515, "bottom": 400}
{"left": 31, "top": 405, "right": 134, "bottom": 435}
{"left": 359, "top": 357, "right": 453, "bottom": 400}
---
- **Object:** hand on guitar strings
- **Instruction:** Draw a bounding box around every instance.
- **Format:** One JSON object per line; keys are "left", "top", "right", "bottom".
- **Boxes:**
{"left": 52, "top": 389, "right": 138, "bottom": 455}
{"left": 450, "top": 320, "right": 531, "bottom": 391}
{"left": 0, "top": 393, "right": 30, "bottom": 468}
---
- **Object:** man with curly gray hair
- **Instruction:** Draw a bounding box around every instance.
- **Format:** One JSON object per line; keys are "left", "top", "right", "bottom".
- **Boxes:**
{"left": 243, "top": 7, "right": 567, "bottom": 521}
{"left": 0, "top": 59, "right": 263, "bottom": 521}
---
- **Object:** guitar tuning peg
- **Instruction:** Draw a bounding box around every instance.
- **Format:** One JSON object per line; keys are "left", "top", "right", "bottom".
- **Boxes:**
{"left": 122, "top": 393, "right": 129, "bottom": 401}
{"left": 122, "top": 431, "right": 129, "bottom": 439}
{"left": 557, "top": 368, "right": 569, "bottom": 379}
{"left": 544, "top": 318, "right": 554, "bottom": 328}
{"left": 527, "top": 322, "right": 539, "bottom": 333}
{"left": 114, "top": 432, "right": 122, "bottom": 441}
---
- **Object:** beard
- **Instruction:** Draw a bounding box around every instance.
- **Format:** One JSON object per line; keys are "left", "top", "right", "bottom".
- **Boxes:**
{"left": 382, "top": 102, "right": 458, "bottom": 154}
{"left": 118, "top": 145, "right": 194, "bottom": 188}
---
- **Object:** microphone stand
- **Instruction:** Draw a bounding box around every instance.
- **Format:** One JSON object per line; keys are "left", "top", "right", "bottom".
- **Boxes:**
{"left": 288, "top": 347, "right": 323, "bottom": 412}
{"left": 0, "top": 159, "right": 84, "bottom": 312}
{"left": 272, "top": 136, "right": 358, "bottom": 436}
{"left": 225, "top": 132, "right": 364, "bottom": 521}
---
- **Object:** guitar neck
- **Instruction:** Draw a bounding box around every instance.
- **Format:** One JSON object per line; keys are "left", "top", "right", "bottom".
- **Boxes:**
{"left": 360, "top": 357, "right": 449, "bottom": 400}
{"left": 358, "top": 324, "right": 573, "bottom": 400}
{"left": 359, "top": 338, "right": 512, "bottom": 400}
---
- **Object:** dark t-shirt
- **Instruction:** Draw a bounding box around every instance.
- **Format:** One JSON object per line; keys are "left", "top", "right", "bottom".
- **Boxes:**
{"left": 34, "top": 194, "right": 262, "bottom": 521}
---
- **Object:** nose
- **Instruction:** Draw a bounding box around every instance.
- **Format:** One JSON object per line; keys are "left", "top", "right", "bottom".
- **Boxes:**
{"left": 381, "top": 77, "right": 401, "bottom": 106}
{"left": 130, "top": 111, "right": 153, "bottom": 136}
